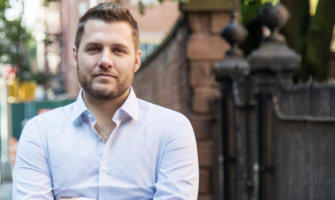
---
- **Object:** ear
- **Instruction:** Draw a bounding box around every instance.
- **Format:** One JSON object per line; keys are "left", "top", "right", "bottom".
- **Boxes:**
{"left": 72, "top": 46, "right": 78, "bottom": 67}
{"left": 134, "top": 50, "right": 142, "bottom": 73}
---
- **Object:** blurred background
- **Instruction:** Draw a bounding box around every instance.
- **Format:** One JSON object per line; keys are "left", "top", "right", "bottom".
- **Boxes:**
{"left": 0, "top": 0, "right": 334, "bottom": 199}
{"left": 0, "top": 0, "right": 181, "bottom": 99}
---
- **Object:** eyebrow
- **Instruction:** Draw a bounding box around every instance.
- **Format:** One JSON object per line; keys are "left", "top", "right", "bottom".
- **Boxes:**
{"left": 84, "top": 42, "right": 129, "bottom": 50}
{"left": 84, "top": 42, "right": 101, "bottom": 48}
{"left": 112, "top": 43, "right": 129, "bottom": 50}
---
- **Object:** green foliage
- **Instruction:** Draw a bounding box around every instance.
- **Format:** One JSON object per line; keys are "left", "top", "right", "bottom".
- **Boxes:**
{"left": 300, "top": 0, "right": 335, "bottom": 81}
{"left": 43, "top": 0, "right": 54, "bottom": 6}
{"left": 241, "top": 1, "right": 263, "bottom": 25}
{"left": 0, "top": 0, "right": 9, "bottom": 10}
{"left": 0, "top": 0, "right": 35, "bottom": 80}
{"left": 280, "top": 0, "right": 335, "bottom": 81}
{"left": 241, "top": 0, "right": 335, "bottom": 81}
{"left": 240, "top": 0, "right": 274, "bottom": 55}
{"left": 32, "top": 72, "right": 51, "bottom": 84}
{"left": 134, "top": 0, "right": 186, "bottom": 14}
{"left": 138, "top": 0, "right": 145, "bottom": 14}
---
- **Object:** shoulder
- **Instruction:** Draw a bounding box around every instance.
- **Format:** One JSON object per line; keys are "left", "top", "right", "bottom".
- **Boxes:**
{"left": 137, "top": 99, "right": 190, "bottom": 124}
{"left": 25, "top": 102, "right": 75, "bottom": 128}
{"left": 18, "top": 102, "right": 75, "bottom": 148}
{"left": 136, "top": 99, "right": 196, "bottom": 151}
{"left": 136, "top": 99, "right": 194, "bottom": 139}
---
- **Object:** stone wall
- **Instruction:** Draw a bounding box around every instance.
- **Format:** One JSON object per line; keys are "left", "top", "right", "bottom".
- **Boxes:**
{"left": 133, "top": 16, "right": 190, "bottom": 114}
{"left": 186, "top": 11, "right": 230, "bottom": 200}
{"left": 133, "top": 9, "right": 231, "bottom": 199}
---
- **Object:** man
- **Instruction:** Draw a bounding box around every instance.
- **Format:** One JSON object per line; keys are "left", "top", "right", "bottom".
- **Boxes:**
{"left": 13, "top": 2, "right": 198, "bottom": 200}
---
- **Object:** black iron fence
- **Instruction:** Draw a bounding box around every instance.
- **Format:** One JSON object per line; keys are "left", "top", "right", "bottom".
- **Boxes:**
{"left": 214, "top": 3, "right": 335, "bottom": 200}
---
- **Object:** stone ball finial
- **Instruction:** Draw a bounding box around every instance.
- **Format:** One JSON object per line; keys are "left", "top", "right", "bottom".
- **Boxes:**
{"left": 221, "top": 10, "right": 248, "bottom": 57}
{"left": 259, "top": 3, "right": 290, "bottom": 42}
{"left": 214, "top": 11, "right": 249, "bottom": 81}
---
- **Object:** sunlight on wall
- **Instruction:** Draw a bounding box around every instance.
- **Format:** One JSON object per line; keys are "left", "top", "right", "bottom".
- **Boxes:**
{"left": 331, "top": 26, "right": 335, "bottom": 52}
{"left": 309, "top": 0, "right": 318, "bottom": 16}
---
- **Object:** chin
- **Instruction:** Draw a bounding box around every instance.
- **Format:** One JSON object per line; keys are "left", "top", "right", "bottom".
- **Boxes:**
{"left": 92, "top": 90, "right": 118, "bottom": 100}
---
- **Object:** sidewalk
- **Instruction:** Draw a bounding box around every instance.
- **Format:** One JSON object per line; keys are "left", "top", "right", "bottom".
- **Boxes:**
{"left": 0, "top": 182, "right": 12, "bottom": 200}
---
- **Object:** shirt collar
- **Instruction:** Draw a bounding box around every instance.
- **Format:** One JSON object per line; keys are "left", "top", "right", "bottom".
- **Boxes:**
{"left": 71, "top": 87, "right": 139, "bottom": 123}
{"left": 115, "top": 87, "right": 138, "bottom": 121}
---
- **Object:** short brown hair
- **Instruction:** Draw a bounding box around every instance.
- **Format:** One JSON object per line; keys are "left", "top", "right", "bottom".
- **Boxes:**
{"left": 74, "top": 3, "right": 139, "bottom": 50}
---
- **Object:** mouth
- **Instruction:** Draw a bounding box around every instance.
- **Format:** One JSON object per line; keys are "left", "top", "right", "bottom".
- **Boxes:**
{"left": 93, "top": 73, "right": 117, "bottom": 79}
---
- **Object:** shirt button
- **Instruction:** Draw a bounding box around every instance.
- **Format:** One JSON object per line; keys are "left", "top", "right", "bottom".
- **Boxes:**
{"left": 102, "top": 166, "right": 107, "bottom": 171}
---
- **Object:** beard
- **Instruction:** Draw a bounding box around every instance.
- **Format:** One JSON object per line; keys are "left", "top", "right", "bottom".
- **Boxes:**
{"left": 77, "top": 65, "right": 133, "bottom": 100}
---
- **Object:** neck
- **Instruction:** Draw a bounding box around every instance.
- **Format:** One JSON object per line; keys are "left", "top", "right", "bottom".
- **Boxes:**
{"left": 82, "top": 89, "right": 130, "bottom": 122}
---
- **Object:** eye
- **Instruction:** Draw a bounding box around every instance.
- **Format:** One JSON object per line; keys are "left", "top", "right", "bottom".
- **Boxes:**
{"left": 113, "top": 48, "right": 125, "bottom": 54}
{"left": 86, "top": 46, "right": 101, "bottom": 53}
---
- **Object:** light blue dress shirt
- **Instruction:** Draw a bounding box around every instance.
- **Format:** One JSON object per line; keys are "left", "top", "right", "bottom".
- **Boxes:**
{"left": 13, "top": 88, "right": 199, "bottom": 200}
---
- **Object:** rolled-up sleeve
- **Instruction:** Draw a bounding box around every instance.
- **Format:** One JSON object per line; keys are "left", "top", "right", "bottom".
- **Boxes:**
{"left": 13, "top": 119, "right": 54, "bottom": 200}
{"left": 154, "top": 114, "right": 199, "bottom": 200}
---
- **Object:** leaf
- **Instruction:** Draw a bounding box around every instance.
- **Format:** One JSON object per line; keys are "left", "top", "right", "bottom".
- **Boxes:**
{"left": 138, "top": 0, "right": 145, "bottom": 15}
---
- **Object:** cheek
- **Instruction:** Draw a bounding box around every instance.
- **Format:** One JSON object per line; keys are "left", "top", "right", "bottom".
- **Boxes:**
{"left": 118, "top": 64, "right": 135, "bottom": 78}
{"left": 114, "top": 59, "right": 132, "bottom": 71}
{"left": 78, "top": 56, "right": 96, "bottom": 71}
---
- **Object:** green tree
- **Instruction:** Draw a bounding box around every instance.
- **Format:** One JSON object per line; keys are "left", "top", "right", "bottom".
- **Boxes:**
{"left": 0, "top": 0, "right": 36, "bottom": 80}
{"left": 240, "top": 0, "right": 279, "bottom": 55}
{"left": 241, "top": 0, "right": 335, "bottom": 81}
{"left": 282, "top": 0, "right": 335, "bottom": 81}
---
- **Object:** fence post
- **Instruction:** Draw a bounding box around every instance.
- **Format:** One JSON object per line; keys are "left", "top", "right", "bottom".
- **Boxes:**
{"left": 213, "top": 10, "right": 249, "bottom": 200}
{"left": 248, "top": 3, "right": 301, "bottom": 200}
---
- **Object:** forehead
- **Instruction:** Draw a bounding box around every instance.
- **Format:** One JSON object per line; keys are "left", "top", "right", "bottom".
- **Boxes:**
{"left": 80, "top": 19, "right": 134, "bottom": 48}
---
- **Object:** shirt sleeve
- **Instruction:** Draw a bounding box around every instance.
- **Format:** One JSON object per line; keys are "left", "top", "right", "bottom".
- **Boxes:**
{"left": 13, "top": 118, "right": 54, "bottom": 200}
{"left": 153, "top": 114, "right": 199, "bottom": 200}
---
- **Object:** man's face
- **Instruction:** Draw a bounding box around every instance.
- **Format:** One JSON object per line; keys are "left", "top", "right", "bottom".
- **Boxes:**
{"left": 73, "top": 20, "right": 141, "bottom": 100}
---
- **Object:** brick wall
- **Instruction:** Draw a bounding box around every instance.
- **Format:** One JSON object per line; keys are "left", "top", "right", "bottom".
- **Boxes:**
{"left": 133, "top": 11, "right": 231, "bottom": 199}
{"left": 133, "top": 16, "right": 190, "bottom": 115}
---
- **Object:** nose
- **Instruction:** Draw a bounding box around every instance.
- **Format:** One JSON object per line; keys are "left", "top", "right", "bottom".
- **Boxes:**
{"left": 97, "top": 48, "right": 113, "bottom": 69}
